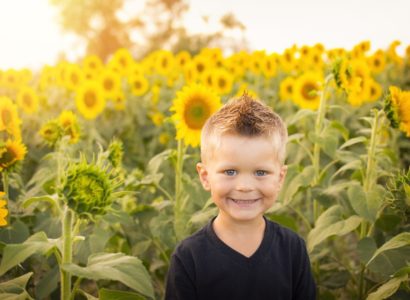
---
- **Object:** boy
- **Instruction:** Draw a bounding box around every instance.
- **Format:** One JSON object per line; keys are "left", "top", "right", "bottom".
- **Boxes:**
{"left": 165, "top": 94, "right": 316, "bottom": 300}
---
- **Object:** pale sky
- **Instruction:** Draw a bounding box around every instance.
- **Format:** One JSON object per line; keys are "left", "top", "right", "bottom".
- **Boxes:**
{"left": 0, "top": 0, "right": 409, "bottom": 70}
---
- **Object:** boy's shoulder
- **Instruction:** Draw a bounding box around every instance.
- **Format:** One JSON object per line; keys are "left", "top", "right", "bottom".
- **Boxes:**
{"left": 173, "top": 221, "right": 209, "bottom": 257}
{"left": 173, "top": 217, "right": 306, "bottom": 258}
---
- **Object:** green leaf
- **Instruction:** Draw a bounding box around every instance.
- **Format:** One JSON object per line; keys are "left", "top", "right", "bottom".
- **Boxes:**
{"left": 286, "top": 109, "right": 316, "bottom": 126}
{"left": 282, "top": 166, "right": 315, "bottom": 204}
{"left": 347, "top": 182, "right": 382, "bottom": 222}
{"left": 22, "top": 195, "right": 60, "bottom": 210}
{"left": 339, "top": 136, "right": 367, "bottom": 150}
{"left": 307, "top": 205, "right": 362, "bottom": 252}
{"left": 366, "top": 232, "right": 410, "bottom": 266}
{"left": 147, "top": 149, "right": 172, "bottom": 175}
{"left": 0, "top": 232, "right": 58, "bottom": 276}
{"left": 99, "top": 288, "right": 146, "bottom": 300}
{"left": 0, "top": 219, "right": 30, "bottom": 244}
{"left": 0, "top": 272, "right": 34, "bottom": 299}
{"left": 357, "top": 237, "right": 377, "bottom": 265}
{"left": 366, "top": 274, "right": 408, "bottom": 300}
{"left": 62, "top": 252, "right": 154, "bottom": 299}
{"left": 331, "top": 160, "right": 362, "bottom": 181}
{"left": 35, "top": 265, "right": 59, "bottom": 299}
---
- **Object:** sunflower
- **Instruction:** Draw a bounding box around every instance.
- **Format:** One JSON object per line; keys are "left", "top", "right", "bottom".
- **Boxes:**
{"left": 65, "top": 64, "right": 84, "bottom": 91}
{"left": 293, "top": 72, "right": 323, "bottom": 110}
{"left": 279, "top": 76, "right": 295, "bottom": 101}
{"left": 154, "top": 50, "right": 175, "bottom": 76}
{"left": 212, "top": 68, "right": 234, "bottom": 95}
{"left": 183, "top": 62, "right": 199, "bottom": 84}
{"left": 192, "top": 55, "right": 210, "bottom": 78}
{"left": 82, "top": 55, "right": 103, "bottom": 74}
{"left": 387, "top": 40, "right": 402, "bottom": 65}
{"left": 385, "top": 86, "right": 410, "bottom": 136}
{"left": 99, "top": 70, "right": 121, "bottom": 99}
{"left": 39, "top": 119, "right": 63, "bottom": 146}
{"left": 59, "top": 110, "right": 80, "bottom": 144}
{"left": 0, "top": 96, "right": 22, "bottom": 139}
{"left": 39, "top": 66, "right": 56, "bottom": 91}
{"left": 0, "top": 191, "right": 8, "bottom": 227}
{"left": 368, "top": 80, "right": 382, "bottom": 102}
{"left": 149, "top": 111, "right": 165, "bottom": 127}
{"left": 128, "top": 73, "right": 149, "bottom": 96}
{"left": 261, "top": 54, "right": 277, "bottom": 78}
{"left": 3, "top": 69, "right": 21, "bottom": 89}
{"left": 55, "top": 62, "right": 70, "bottom": 87}
{"left": 75, "top": 81, "right": 106, "bottom": 120}
{"left": 16, "top": 86, "right": 39, "bottom": 114}
{"left": 110, "top": 48, "right": 134, "bottom": 75}
{"left": 235, "top": 83, "right": 259, "bottom": 100}
{"left": 327, "top": 48, "right": 347, "bottom": 62}
{"left": 279, "top": 48, "right": 297, "bottom": 73}
{"left": 170, "top": 84, "right": 222, "bottom": 147}
{"left": 333, "top": 58, "right": 361, "bottom": 94}
{"left": 175, "top": 51, "right": 192, "bottom": 69}
{"left": 248, "top": 51, "right": 265, "bottom": 75}
{"left": 111, "top": 91, "right": 126, "bottom": 111}
{"left": 367, "top": 50, "right": 386, "bottom": 74}
{"left": 0, "top": 139, "right": 27, "bottom": 172}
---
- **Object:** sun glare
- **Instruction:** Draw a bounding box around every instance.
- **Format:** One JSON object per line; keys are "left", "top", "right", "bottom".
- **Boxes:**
{"left": 0, "top": 0, "right": 67, "bottom": 70}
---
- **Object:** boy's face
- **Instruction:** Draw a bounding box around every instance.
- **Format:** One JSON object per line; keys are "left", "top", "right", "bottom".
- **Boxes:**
{"left": 197, "top": 133, "right": 287, "bottom": 224}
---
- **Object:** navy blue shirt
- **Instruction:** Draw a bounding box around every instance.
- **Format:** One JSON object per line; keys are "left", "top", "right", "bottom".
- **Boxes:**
{"left": 165, "top": 216, "right": 316, "bottom": 300}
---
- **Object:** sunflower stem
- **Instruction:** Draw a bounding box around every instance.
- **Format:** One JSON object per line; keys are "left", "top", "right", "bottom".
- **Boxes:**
{"left": 364, "top": 109, "right": 382, "bottom": 193}
{"left": 312, "top": 74, "right": 333, "bottom": 221}
{"left": 174, "top": 139, "right": 186, "bottom": 241}
{"left": 313, "top": 73, "right": 333, "bottom": 185}
{"left": 61, "top": 206, "right": 73, "bottom": 300}
{"left": 2, "top": 172, "right": 9, "bottom": 199}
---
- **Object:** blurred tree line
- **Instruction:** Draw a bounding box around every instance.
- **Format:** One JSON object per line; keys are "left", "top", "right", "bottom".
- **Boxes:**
{"left": 49, "top": 0, "right": 247, "bottom": 60}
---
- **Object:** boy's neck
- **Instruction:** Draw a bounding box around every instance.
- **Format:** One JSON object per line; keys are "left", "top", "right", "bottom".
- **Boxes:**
{"left": 212, "top": 214, "right": 266, "bottom": 257}
{"left": 213, "top": 213, "right": 266, "bottom": 237}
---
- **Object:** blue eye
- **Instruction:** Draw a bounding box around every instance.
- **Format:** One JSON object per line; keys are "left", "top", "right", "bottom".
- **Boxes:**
{"left": 224, "top": 170, "right": 237, "bottom": 176}
{"left": 255, "top": 170, "right": 267, "bottom": 176}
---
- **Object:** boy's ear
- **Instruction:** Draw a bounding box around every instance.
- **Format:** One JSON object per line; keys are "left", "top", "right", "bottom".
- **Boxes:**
{"left": 278, "top": 165, "right": 287, "bottom": 186}
{"left": 196, "top": 162, "right": 211, "bottom": 191}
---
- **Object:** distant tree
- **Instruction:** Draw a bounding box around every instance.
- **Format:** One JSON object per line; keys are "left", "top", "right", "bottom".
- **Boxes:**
{"left": 49, "top": 0, "right": 247, "bottom": 60}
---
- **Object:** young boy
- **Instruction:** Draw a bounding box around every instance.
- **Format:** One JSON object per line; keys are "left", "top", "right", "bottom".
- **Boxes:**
{"left": 165, "top": 94, "right": 316, "bottom": 300}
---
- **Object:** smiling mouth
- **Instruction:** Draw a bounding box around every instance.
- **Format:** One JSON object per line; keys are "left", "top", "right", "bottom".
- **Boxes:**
{"left": 228, "top": 198, "right": 259, "bottom": 204}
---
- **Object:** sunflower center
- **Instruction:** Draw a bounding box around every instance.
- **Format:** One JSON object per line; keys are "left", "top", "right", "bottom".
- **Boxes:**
{"left": 374, "top": 59, "right": 381, "bottom": 67}
{"left": 134, "top": 81, "right": 142, "bottom": 89}
{"left": 196, "top": 63, "right": 205, "bottom": 73}
{"left": 286, "top": 85, "right": 293, "bottom": 93}
{"left": 104, "top": 78, "right": 114, "bottom": 90}
{"left": 23, "top": 94, "right": 32, "bottom": 106}
{"left": 184, "top": 99, "right": 210, "bottom": 129}
{"left": 84, "top": 91, "right": 97, "bottom": 107}
{"left": 1, "top": 109, "right": 12, "bottom": 125}
{"left": 301, "top": 82, "right": 318, "bottom": 100}
{"left": 218, "top": 78, "right": 226, "bottom": 89}
{"left": 162, "top": 58, "right": 168, "bottom": 68}
{"left": 0, "top": 147, "right": 16, "bottom": 166}
{"left": 71, "top": 73, "right": 79, "bottom": 85}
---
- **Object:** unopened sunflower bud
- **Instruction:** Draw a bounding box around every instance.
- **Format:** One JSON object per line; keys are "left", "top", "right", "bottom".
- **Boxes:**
{"left": 108, "top": 139, "right": 123, "bottom": 168}
{"left": 61, "top": 158, "right": 114, "bottom": 218}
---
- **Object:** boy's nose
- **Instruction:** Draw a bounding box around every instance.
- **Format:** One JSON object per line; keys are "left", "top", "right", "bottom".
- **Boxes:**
{"left": 235, "top": 177, "right": 254, "bottom": 192}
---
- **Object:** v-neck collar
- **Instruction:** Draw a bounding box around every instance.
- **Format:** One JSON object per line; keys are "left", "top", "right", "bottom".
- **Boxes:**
{"left": 206, "top": 216, "right": 272, "bottom": 265}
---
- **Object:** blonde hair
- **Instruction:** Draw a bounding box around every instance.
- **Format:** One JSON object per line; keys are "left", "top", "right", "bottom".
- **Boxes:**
{"left": 200, "top": 93, "right": 288, "bottom": 163}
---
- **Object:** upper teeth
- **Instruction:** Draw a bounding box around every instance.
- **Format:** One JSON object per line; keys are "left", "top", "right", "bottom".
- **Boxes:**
{"left": 231, "top": 198, "right": 257, "bottom": 203}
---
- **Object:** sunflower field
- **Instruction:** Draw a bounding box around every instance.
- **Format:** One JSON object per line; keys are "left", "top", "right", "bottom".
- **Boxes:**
{"left": 0, "top": 41, "right": 410, "bottom": 299}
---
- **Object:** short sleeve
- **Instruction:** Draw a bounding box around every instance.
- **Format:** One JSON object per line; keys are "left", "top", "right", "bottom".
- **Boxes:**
{"left": 293, "top": 238, "right": 316, "bottom": 300}
{"left": 165, "top": 252, "right": 197, "bottom": 300}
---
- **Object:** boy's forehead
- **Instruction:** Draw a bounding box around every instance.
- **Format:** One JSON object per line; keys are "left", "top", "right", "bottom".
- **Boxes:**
{"left": 203, "top": 133, "right": 278, "bottom": 160}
